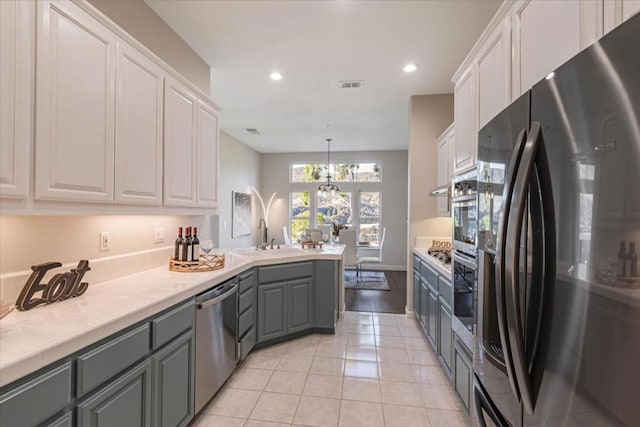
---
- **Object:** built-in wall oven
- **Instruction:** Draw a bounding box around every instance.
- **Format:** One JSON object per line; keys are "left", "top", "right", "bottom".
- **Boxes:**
{"left": 451, "top": 172, "right": 477, "bottom": 348}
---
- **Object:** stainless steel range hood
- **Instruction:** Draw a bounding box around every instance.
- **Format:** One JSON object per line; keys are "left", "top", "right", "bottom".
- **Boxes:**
{"left": 429, "top": 184, "right": 450, "bottom": 196}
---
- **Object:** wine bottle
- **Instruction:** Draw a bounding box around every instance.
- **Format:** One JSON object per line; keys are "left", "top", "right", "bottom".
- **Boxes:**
{"left": 629, "top": 242, "right": 638, "bottom": 277}
{"left": 182, "top": 227, "right": 192, "bottom": 262}
{"left": 618, "top": 240, "right": 627, "bottom": 277}
{"left": 174, "top": 227, "right": 183, "bottom": 261}
{"left": 192, "top": 227, "right": 200, "bottom": 261}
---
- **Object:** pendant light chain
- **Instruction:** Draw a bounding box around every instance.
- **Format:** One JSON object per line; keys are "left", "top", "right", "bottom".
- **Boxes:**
{"left": 318, "top": 138, "right": 340, "bottom": 196}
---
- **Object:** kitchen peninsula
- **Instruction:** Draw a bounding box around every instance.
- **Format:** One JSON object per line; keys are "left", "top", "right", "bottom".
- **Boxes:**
{"left": 0, "top": 245, "right": 343, "bottom": 426}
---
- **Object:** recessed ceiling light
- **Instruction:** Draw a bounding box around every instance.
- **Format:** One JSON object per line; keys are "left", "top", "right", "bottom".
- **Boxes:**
{"left": 270, "top": 72, "right": 282, "bottom": 81}
{"left": 403, "top": 63, "right": 417, "bottom": 73}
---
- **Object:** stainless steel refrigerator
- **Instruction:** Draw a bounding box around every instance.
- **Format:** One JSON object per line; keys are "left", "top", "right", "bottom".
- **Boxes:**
{"left": 473, "top": 13, "right": 640, "bottom": 427}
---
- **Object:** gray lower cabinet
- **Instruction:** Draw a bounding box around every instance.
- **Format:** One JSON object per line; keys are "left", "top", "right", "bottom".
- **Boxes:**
{"left": 151, "top": 331, "right": 194, "bottom": 427}
{"left": 257, "top": 281, "right": 287, "bottom": 342}
{"left": 438, "top": 296, "right": 453, "bottom": 374}
{"left": 419, "top": 280, "right": 428, "bottom": 331}
{"left": 287, "top": 278, "right": 313, "bottom": 333}
{"left": 0, "top": 362, "right": 72, "bottom": 427}
{"left": 413, "top": 271, "right": 420, "bottom": 315}
{"left": 427, "top": 287, "right": 438, "bottom": 347}
{"left": 454, "top": 337, "right": 473, "bottom": 413}
{"left": 77, "top": 359, "right": 152, "bottom": 427}
{"left": 314, "top": 260, "right": 338, "bottom": 330}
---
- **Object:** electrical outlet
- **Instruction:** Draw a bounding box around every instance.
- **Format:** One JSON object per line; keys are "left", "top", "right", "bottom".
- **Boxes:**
{"left": 154, "top": 227, "right": 165, "bottom": 243}
{"left": 100, "top": 231, "right": 111, "bottom": 251}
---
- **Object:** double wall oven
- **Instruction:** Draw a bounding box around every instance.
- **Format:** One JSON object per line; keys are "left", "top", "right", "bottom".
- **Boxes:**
{"left": 451, "top": 173, "right": 478, "bottom": 348}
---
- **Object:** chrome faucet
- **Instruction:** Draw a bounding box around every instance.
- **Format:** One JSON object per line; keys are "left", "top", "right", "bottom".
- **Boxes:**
{"left": 258, "top": 218, "right": 268, "bottom": 246}
{"left": 270, "top": 238, "right": 276, "bottom": 249}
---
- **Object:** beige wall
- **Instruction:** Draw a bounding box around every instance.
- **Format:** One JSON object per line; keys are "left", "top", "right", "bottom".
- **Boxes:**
{"left": 216, "top": 132, "right": 262, "bottom": 249}
{"left": 88, "top": 0, "right": 210, "bottom": 93}
{"left": 407, "top": 94, "right": 454, "bottom": 311}
{"left": 260, "top": 150, "right": 409, "bottom": 269}
{"left": 0, "top": 215, "right": 207, "bottom": 303}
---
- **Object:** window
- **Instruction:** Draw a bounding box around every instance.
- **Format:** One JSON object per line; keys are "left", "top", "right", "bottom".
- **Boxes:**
{"left": 291, "top": 163, "right": 381, "bottom": 183}
{"left": 358, "top": 191, "right": 381, "bottom": 245}
{"left": 290, "top": 191, "right": 310, "bottom": 240}
{"left": 317, "top": 192, "right": 353, "bottom": 227}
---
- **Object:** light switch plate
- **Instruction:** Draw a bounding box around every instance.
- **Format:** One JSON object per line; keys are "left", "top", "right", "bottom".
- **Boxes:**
{"left": 154, "top": 227, "right": 165, "bottom": 243}
{"left": 100, "top": 231, "right": 111, "bottom": 251}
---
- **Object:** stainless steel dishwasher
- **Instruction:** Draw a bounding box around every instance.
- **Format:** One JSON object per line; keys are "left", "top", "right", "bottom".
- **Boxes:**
{"left": 195, "top": 279, "right": 238, "bottom": 413}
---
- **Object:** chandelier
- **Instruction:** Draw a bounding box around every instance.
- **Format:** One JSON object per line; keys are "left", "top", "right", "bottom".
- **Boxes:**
{"left": 317, "top": 138, "right": 340, "bottom": 196}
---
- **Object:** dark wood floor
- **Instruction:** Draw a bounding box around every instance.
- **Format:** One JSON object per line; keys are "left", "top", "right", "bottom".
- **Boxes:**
{"left": 345, "top": 269, "right": 407, "bottom": 314}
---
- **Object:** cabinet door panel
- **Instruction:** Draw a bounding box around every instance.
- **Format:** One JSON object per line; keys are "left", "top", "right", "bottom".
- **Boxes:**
{"left": 152, "top": 331, "right": 194, "bottom": 427}
{"left": 454, "top": 340, "right": 472, "bottom": 412}
{"left": 420, "top": 281, "right": 428, "bottom": 333}
{"left": 477, "top": 21, "right": 511, "bottom": 127}
{"left": 257, "top": 282, "right": 287, "bottom": 342}
{"left": 413, "top": 272, "right": 420, "bottom": 314}
{"left": 35, "top": 0, "right": 116, "bottom": 202}
{"left": 438, "top": 298, "right": 453, "bottom": 373}
{"left": 0, "top": 0, "right": 32, "bottom": 198}
{"left": 453, "top": 67, "right": 476, "bottom": 174}
{"left": 164, "top": 76, "right": 196, "bottom": 207}
{"left": 427, "top": 288, "right": 438, "bottom": 347}
{"left": 114, "top": 41, "right": 163, "bottom": 205}
{"left": 287, "top": 278, "right": 312, "bottom": 333}
{"left": 77, "top": 360, "right": 152, "bottom": 427}
{"left": 196, "top": 101, "right": 219, "bottom": 208}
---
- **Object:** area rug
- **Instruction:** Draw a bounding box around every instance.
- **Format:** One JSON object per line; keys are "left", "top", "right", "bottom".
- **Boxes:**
{"left": 344, "top": 270, "right": 390, "bottom": 291}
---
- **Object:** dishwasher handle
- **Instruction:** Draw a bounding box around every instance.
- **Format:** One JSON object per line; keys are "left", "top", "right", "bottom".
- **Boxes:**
{"left": 196, "top": 283, "right": 238, "bottom": 310}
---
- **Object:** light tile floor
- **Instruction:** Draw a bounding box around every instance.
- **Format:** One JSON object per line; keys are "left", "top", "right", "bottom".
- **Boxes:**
{"left": 193, "top": 311, "right": 470, "bottom": 427}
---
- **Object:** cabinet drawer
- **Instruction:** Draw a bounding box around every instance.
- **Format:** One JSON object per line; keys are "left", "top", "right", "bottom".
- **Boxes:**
{"left": 239, "top": 287, "right": 254, "bottom": 314}
{"left": 239, "top": 305, "right": 254, "bottom": 337}
{"left": 152, "top": 300, "right": 195, "bottom": 350}
{"left": 239, "top": 270, "right": 256, "bottom": 293}
{"left": 77, "top": 323, "right": 150, "bottom": 396}
{"left": 0, "top": 362, "right": 72, "bottom": 427}
{"left": 421, "top": 262, "right": 438, "bottom": 288}
{"left": 438, "top": 276, "right": 453, "bottom": 306}
{"left": 258, "top": 262, "right": 313, "bottom": 284}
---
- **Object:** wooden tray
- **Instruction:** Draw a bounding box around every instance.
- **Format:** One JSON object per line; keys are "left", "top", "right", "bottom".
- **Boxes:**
{"left": 301, "top": 241, "right": 324, "bottom": 249}
{"left": 169, "top": 254, "right": 225, "bottom": 273}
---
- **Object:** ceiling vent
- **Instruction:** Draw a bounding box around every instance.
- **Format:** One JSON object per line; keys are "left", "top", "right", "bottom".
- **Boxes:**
{"left": 339, "top": 80, "right": 364, "bottom": 89}
{"left": 245, "top": 128, "right": 260, "bottom": 135}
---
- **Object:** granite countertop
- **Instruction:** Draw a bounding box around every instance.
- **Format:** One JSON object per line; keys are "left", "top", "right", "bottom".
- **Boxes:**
{"left": 0, "top": 245, "right": 344, "bottom": 388}
{"left": 413, "top": 247, "right": 452, "bottom": 278}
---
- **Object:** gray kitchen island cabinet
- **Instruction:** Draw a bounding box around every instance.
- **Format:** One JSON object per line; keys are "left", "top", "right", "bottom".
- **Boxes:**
{"left": 257, "top": 281, "right": 288, "bottom": 342}
{"left": 287, "top": 278, "right": 313, "bottom": 333}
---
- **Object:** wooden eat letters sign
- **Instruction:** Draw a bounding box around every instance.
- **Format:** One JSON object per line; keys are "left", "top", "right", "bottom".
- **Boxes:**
{"left": 16, "top": 260, "right": 91, "bottom": 311}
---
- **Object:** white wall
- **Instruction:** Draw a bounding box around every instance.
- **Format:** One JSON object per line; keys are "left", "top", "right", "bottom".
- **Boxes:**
{"left": 260, "top": 150, "right": 408, "bottom": 269}
{"left": 216, "top": 131, "right": 262, "bottom": 249}
{"left": 407, "top": 94, "right": 455, "bottom": 311}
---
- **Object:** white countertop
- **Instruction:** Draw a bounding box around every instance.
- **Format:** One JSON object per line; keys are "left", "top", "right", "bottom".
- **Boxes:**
{"left": 0, "top": 245, "right": 344, "bottom": 388}
{"left": 413, "top": 247, "right": 452, "bottom": 279}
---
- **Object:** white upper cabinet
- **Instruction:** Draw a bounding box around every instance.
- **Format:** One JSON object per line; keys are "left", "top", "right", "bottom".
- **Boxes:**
{"left": 453, "top": 66, "right": 476, "bottom": 175}
{"left": 35, "top": 0, "right": 116, "bottom": 202}
{"left": 114, "top": 41, "right": 164, "bottom": 205}
{"left": 164, "top": 76, "right": 197, "bottom": 207}
{"left": 0, "top": 0, "right": 32, "bottom": 199}
{"left": 196, "top": 101, "right": 219, "bottom": 208}
{"left": 604, "top": 0, "right": 640, "bottom": 34}
{"left": 511, "top": 0, "right": 601, "bottom": 96}
{"left": 477, "top": 20, "right": 511, "bottom": 128}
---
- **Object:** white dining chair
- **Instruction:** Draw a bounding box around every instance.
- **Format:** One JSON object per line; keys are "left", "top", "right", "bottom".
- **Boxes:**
{"left": 357, "top": 227, "right": 386, "bottom": 277}
{"left": 282, "top": 226, "right": 291, "bottom": 245}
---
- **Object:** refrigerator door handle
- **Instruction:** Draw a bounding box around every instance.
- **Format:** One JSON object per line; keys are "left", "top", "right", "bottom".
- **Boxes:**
{"left": 473, "top": 374, "right": 510, "bottom": 427}
{"left": 504, "top": 121, "right": 551, "bottom": 414}
{"left": 495, "top": 127, "right": 527, "bottom": 402}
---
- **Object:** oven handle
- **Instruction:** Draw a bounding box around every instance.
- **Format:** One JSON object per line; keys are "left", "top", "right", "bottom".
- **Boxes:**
{"left": 495, "top": 127, "right": 527, "bottom": 403}
{"left": 452, "top": 251, "right": 476, "bottom": 269}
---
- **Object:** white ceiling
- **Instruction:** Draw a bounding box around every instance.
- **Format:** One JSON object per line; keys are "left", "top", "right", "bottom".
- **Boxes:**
{"left": 145, "top": 0, "right": 501, "bottom": 153}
